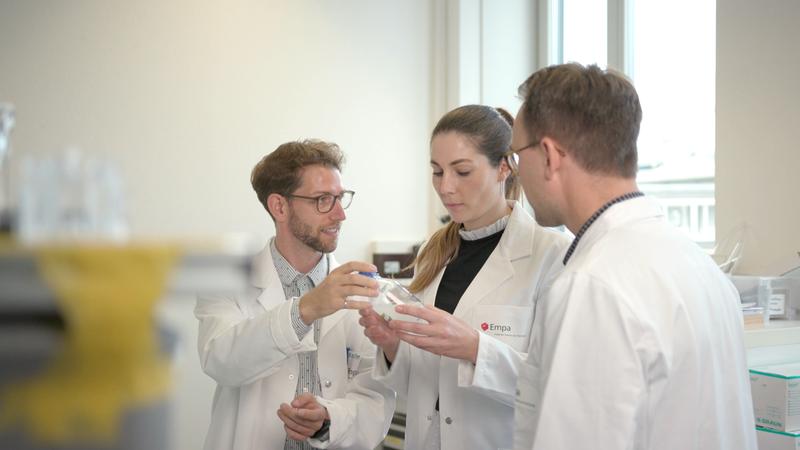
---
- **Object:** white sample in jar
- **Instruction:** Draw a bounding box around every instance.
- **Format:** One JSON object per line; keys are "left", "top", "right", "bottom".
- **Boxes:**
{"left": 351, "top": 271, "right": 425, "bottom": 322}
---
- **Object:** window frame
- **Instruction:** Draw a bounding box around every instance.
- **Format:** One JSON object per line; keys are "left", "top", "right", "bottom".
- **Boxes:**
{"left": 535, "top": 0, "right": 716, "bottom": 247}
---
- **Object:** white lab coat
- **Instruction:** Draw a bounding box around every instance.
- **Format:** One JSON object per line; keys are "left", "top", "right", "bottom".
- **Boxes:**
{"left": 373, "top": 202, "right": 569, "bottom": 450}
{"left": 195, "top": 247, "right": 395, "bottom": 450}
{"left": 513, "top": 196, "right": 757, "bottom": 450}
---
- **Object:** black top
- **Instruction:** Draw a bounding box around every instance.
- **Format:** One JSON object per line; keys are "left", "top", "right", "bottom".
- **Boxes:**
{"left": 435, "top": 230, "right": 504, "bottom": 314}
{"left": 433, "top": 228, "right": 504, "bottom": 412}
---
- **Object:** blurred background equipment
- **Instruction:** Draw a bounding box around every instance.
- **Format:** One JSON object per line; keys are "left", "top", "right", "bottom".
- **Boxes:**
{"left": 371, "top": 241, "right": 419, "bottom": 279}
{"left": 0, "top": 244, "right": 178, "bottom": 449}
{"left": 0, "top": 128, "right": 252, "bottom": 448}
{"left": 0, "top": 241, "right": 250, "bottom": 450}
{"left": 16, "top": 149, "right": 129, "bottom": 244}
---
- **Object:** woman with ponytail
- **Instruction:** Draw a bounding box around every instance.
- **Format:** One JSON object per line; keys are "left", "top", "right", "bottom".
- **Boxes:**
{"left": 359, "top": 105, "right": 569, "bottom": 450}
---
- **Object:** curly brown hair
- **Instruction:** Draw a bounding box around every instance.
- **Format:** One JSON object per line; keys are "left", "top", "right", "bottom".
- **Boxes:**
{"left": 251, "top": 139, "right": 345, "bottom": 220}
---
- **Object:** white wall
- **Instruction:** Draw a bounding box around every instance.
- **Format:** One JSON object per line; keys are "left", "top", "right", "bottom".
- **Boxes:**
{"left": 1, "top": 2, "right": 433, "bottom": 449}
{"left": 438, "top": 0, "right": 536, "bottom": 117}
{"left": 716, "top": 0, "right": 800, "bottom": 274}
{"left": 427, "top": 0, "right": 537, "bottom": 229}
{"left": 480, "top": 0, "right": 537, "bottom": 112}
{"left": 0, "top": 0, "right": 433, "bottom": 263}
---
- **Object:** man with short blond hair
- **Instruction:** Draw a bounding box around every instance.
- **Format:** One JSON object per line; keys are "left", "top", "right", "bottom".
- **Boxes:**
{"left": 511, "top": 64, "right": 757, "bottom": 450}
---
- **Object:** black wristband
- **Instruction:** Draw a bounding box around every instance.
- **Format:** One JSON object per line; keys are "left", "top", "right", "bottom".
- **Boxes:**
{"left": 310, "top": 418, "right": 331, "bottom": 440}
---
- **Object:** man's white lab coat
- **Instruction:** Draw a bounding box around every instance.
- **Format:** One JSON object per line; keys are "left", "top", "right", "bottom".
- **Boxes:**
{"left": 513, "top": 196, "right": 757, "bottom": 450}
{"left": 195, "top": 247, "right": 395, "bottom": 450}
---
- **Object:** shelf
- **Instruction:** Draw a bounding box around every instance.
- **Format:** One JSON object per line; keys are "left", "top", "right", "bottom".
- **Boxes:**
{"left": 744, "top": 320, "right": 800, "bottom": 349}
{"left": 0, "top": 246, "right": 251, "bottom": 314}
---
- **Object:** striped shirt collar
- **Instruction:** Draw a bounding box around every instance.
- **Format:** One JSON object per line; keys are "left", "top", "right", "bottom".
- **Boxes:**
{"left": 269, "top": 237, "right": 329, "bottom": 289}
{"left": 562, "top": 191, "right": 644, "bottom": 265}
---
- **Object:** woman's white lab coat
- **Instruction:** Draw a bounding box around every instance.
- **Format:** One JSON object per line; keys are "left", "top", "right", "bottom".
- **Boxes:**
{"left": 195, "top": 248, "right": 395, "bottom": 450}
{"left": 373, "top": 202, "right": 569, "bottom": 450}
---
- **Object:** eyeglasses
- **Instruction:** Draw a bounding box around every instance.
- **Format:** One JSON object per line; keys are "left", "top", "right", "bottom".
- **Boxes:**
{"left": 503, "top": 141, "right": 540, "bottom": 173}
{"left": 285, "top": 190, "right": 355, "bottom": 213}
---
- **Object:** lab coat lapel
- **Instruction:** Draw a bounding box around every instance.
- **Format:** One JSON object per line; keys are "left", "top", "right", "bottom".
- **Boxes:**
{"left": 421, "top": 268, "right": 446, "bottom": 306}
{"left": 251, "top": 245, "right": 286, "bottom": 309}
{"left": 452, "top": 203, "right": 534, "bottom": 317}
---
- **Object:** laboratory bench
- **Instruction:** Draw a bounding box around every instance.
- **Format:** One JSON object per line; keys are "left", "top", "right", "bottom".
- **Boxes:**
{"left": 744, "top": 319, "right": 800, "bottom": 367}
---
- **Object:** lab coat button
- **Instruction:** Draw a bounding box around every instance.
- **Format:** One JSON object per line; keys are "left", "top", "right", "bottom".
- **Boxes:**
{"left": 324, "top": 379, "right": 332, "bottom": 388}
{"left": 426, "top": 415, "right": 432, "bottom": 421}
{"left": 444, "top": 417, "right": 453, "bottom": 425}
{"left": 516, "top": 388, "right": 520, "bottom": 396}
{"left": 289, "top": 374, "right": 294, "bottom": 380}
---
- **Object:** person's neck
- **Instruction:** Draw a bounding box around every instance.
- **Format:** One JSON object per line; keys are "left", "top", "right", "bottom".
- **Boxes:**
{"left": 462, "top": 199, "right": 511, "bottom": 231}
{"left": 563, "top": 175, "right": 639, "bottom": 235}
{"left": 274, "top": 234, "right": 323, "bottom": 274}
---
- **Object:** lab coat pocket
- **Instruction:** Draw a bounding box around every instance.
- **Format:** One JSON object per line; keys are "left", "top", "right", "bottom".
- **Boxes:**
{"left": 472, "top": 305, "right": 534, "bottom": 352}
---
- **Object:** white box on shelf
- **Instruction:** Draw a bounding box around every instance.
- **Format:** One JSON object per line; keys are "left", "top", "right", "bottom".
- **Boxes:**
{"left": 756, "top": 426, "right": 800, "bottom": 450}
{"left": 750, "top": 363, "right": 800, "bottom": 432}
{"left": 732, "top": 275, "right": 800, "bottom": 320}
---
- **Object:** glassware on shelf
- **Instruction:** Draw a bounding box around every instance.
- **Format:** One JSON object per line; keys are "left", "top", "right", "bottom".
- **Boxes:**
{"left": 0, "top": 103, "right": 15, "bottom": 232}
{"left": 17, "top": 148, "right": 129, "bottom": 244}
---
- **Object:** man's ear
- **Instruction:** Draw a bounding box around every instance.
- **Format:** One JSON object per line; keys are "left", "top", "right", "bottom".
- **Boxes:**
{"left": 267, "top": 193, "right": 288, "bottom": 222}
{"left": 539, "top": 137, "right": 564, "bottom": 180}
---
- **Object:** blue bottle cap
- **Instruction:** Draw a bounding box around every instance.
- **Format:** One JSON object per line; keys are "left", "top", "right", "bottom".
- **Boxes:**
{"left": 358, "top": 271, "right": 379, "bottom": 278}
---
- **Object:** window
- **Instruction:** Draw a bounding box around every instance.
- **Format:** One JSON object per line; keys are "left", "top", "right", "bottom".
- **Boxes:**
{"left": 546, "top": 0, "right": 716, "bottom": 246}
{"left": 562, "top": 0, "right": 607, "bottom": 67}
{"left": 629, "top": 0, "right": 716, "bottom": 245}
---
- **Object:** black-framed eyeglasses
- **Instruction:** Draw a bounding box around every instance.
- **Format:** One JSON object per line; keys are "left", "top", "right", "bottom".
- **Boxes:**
{"left": 503, "top": 141, "right": 540, "bottom": 173}
{"left": 285, "top": 190, "right": 355, "bottom": 213}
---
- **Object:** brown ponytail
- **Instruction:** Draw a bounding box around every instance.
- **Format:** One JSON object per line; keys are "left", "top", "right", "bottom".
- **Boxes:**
{"left": 407, "top": 221, "right": 461, "bottom": 294}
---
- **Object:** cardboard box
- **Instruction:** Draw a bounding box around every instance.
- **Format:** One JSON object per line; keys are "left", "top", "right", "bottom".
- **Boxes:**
{"left": 756, "top": 426, "right": 800, "bottom": 450}
{"left": 750, "top": 363, "right": 800, "bottom": 432}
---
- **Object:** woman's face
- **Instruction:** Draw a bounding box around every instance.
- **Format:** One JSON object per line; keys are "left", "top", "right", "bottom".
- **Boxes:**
{"left": 430, "top": 131, "right": 509, "bottom": 230}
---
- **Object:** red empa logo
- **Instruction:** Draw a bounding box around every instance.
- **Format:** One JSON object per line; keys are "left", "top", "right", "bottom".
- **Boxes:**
{"left": 481, "top": 322, "right": 489, "bottom": 331}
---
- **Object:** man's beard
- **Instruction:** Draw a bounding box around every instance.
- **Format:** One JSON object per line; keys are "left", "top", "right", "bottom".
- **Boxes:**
{"left": 288, "top": 212, "right": 337, "bottom": 253}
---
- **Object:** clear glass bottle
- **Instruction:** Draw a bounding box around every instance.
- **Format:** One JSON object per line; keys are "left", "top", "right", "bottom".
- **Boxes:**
{"left": 354, "top": 271, "right": 424, "bottom": 322}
